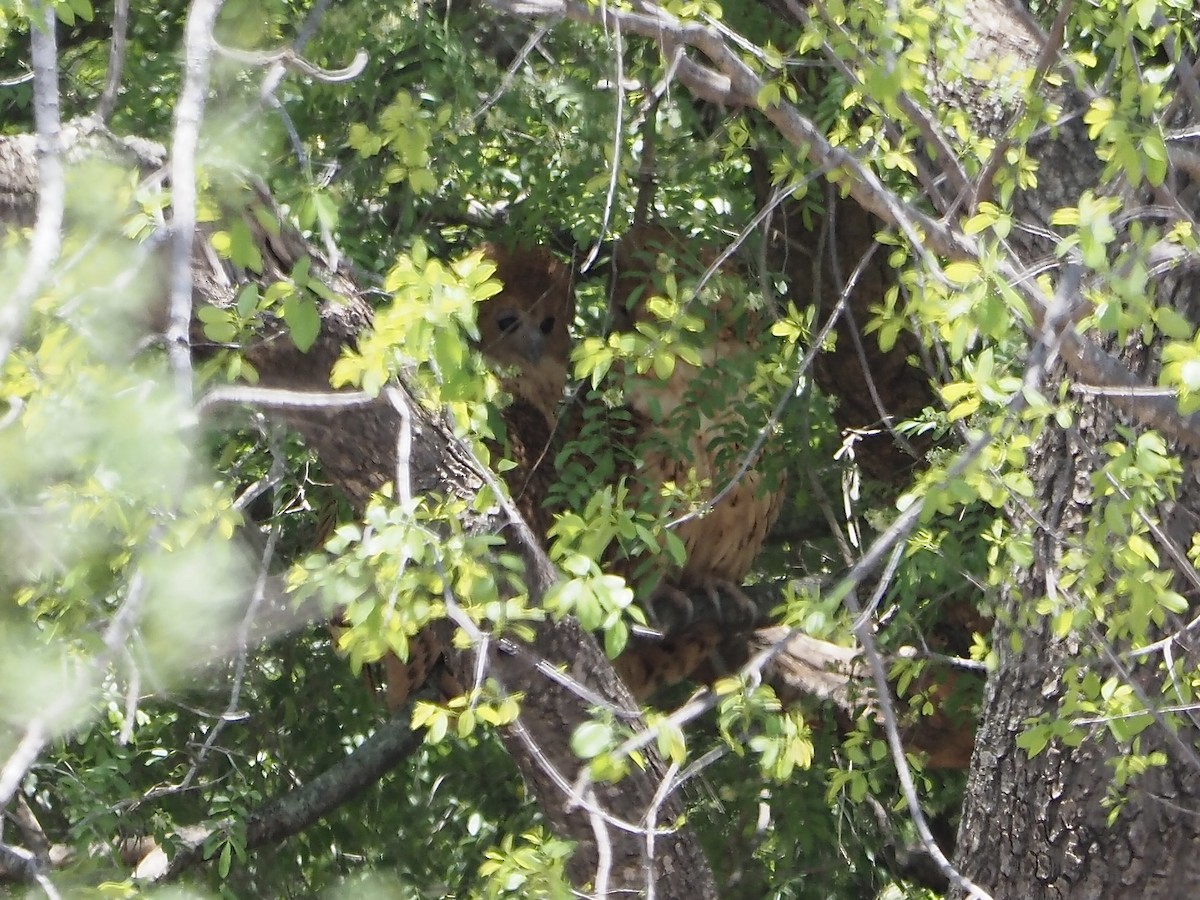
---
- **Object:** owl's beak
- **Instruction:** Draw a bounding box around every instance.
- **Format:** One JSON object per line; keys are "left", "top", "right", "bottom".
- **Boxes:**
{"left": 519, "top": 329, "right": 544, "bottom": 364}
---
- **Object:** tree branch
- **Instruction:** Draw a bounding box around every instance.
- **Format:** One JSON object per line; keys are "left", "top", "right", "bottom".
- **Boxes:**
{"left": 0, "top": 0, "right": 64, "bottom": 373}
{"left": 150, "top": 712, "right": 422, "bottom": 881}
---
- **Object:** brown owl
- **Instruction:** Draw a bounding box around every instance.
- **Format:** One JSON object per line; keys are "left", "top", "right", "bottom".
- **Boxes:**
{"left": 376, "top": 232, "right": 781, "bottom": 708}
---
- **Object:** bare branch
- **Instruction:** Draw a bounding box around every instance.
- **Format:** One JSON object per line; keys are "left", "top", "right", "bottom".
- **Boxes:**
{"left": 155, "top": 712, "right": 421, "bottom": 881}
{"left": 198, "top": 385, "right": 376, "bottom": 414}
{"left": 385, "top": 386, "right": 416, "bottom": 507}
{"left": 213, "top": 41, "right": 369, "bottom": 83}
{"left": 581, "top": 15, "right": 626, "bottom": 272}
{"left": 0, "top": 1, "right": 64, "bottom": 373}
{"left": 471, "top": 21, "right": 556, "bottom": 122}
{"left": 0, "top": 70, "right": 34, "bottom": 87}
{"left": 95, "top": 0, "right": 130, "bottom": 123}
{"left": 166, "top": 0, "right": 226, "bottom": 402}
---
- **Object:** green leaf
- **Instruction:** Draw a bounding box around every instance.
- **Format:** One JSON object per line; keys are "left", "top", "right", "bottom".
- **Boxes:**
{"left": 235, "top": 283, "right": 260, "bottom": 317}
{"left": 283, "top": 295, "right": 321, "bottom": 352}
{"left": 943, "top": 261, "right": 981, "bottom": 285}
{"left": 947, "top": 397, "right": 980, "bottom": 421}
{"left": 197, "top": 306, "right": 237, "bottom": 343}
{"left": 1016, "top": 724, "right": 1050, "bottom": 757}
{"left": 571, "top": 721, "right": 613, "bottom": 760}
{"left": 410, "top": 168, "right": 439, "bottom": 195}
{"left": 756, "top": 82, "right": 781, "bottom": 108}
{"left": 1159, "top": 591, "right": 1188, "bottom": 614}
{"left": 1154, "top": 307, "right": 1195, "bottom": 341}
{"left": 653, "top": 350, "right": 676, "bottom": 380}
{"left": 230, "top": 218, "right": 264, "bottom": 273}
{"left": 655, "top": 720, "right": 687, "bottom": 765}
{"left": 604, "top": 619, "right": 628, "bottom": 658}
{"left": 68, "top": 0, "right": 95, "bottom": 22}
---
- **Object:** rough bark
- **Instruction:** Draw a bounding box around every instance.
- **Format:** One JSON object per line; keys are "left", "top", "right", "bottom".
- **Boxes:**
{"left": 957, "top": 369, "right": 1200, "bottom": 898}
{"left": 954, "top": 330, "right": 1200, "bottom": 894}
{"left": 939, "top": 3, "right": 1200, "bottom": 896}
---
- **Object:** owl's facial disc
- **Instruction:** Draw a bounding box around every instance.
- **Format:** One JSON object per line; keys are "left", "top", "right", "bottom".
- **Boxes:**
{"left": 490, "top": 307, "right": 545, "bottom": 364}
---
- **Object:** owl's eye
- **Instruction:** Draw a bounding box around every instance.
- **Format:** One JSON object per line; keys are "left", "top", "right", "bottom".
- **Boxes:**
{"left": 496, "top": 312, "right": 519, "bottom": 333}
{"left": 539, "top": 316, "right": 556, "bottom": 334}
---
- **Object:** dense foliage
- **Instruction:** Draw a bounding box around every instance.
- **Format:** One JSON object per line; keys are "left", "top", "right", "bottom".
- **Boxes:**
{"left": 2, "top": 0, "right": 1200, "bottom": 897}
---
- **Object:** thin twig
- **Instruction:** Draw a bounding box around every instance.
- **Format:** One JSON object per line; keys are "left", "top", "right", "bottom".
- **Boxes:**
{"left": 179, "top": 485, "right": 281, "bottom": 791}
{"left": 844, "top": 587, "right": 993, "bottom": 900}
{"left": 386, "top": 386, "right": 415, "bottom": 507}
{"left": 471, "top": 21, "right": 556, "bottom": 122}
{"left": 589, "top": 794, "right": 614, "bottom": 899}
{"left": 0, "top": 70, "right": 34, "bottom": 86}
{"left": 666, "top": 192, "right": 857, "bottom": 531}
{"left": 197, "top": 385, "right": 376, "bottom": 414}
{"left": 642, "top": 758, "right": 683, "bottom": 900}
{"left": 582, "top": 14, "right": 626, "bottom": 272}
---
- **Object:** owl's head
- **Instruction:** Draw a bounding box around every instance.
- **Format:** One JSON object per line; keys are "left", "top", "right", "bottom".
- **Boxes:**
{"left": 476, "top": 243, "right": 575, "bottom": 418}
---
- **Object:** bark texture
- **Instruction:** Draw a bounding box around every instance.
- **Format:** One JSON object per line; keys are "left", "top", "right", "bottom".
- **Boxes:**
{"left": 957, "top": 383, "right": 1200, "bottom": 898}
{"left": 943, "top": 3, "right": 1200, "bottom": 896}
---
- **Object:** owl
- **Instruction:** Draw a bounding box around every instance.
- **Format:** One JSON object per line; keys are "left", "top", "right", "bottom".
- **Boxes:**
{"left": 473, "top": 243, "right": 576, "bottom": 536}
{"left": 376, "top": 231, "right": 781, "bottom": 708}
{"left": 476, "top": 243, "right": 576, "bottom": 424}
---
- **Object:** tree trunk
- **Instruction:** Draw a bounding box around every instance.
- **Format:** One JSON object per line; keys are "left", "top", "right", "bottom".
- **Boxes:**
{"left": 943, "top": 3, "right": 1200, "bottom": 894}
{"left": 956, "top": 350, "right": 1200, "bottom": 896}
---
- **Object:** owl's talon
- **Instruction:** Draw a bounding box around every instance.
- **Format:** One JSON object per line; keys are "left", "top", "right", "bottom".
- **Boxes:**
{"left": 643, "top": 577, "right": 762, "bottom": 634}
{"left": 645, "top": 581, "right": 696, "bottom": 633}
{"left": 701, "top": 578, "right": 761, "bottom": 630}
